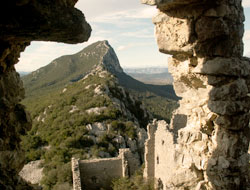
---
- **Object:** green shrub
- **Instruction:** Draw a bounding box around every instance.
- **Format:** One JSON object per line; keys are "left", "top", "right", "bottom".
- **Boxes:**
{"left": 52, "top": 182, "right": 72, "bottom": 190}
{"left": 112, "top": 168, "right": 155, "bottom": 190}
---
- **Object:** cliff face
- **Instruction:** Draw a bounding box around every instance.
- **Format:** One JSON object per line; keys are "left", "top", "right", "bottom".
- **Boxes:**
{"left": 0, "top": 1, "right": 91, "bottom": 189}
{"left": 142, "top": 0, "right": 250, "bottom": 189}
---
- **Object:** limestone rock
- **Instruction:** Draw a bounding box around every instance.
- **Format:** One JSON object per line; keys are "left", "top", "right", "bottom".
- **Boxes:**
{"left": 0, "top": 0, "right": 91, "bottom": 189}
{"left": 192, "top": 57, "right": 250, "bottom": 77}
{"left": 143, "top": 0, "right": 250, "bottom": 189}
{"left": 153, "top": 12, "right": 194, "bottom": 55}
{"left": 19, "top": 160, "right": 43, "bottom": 185}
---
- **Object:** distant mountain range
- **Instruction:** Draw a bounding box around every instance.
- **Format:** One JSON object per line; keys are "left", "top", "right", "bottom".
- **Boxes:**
{"left": 124, "top": 67, "right": 169, "bottom": 74}
{"left": 19, "top": 72, "right": 29, "bottom": 76}
{"left": 19, "top": 65, "right": 173, "bottom": 84}
{"left": 124, "top": 72, "right": 173, "bottom": 85}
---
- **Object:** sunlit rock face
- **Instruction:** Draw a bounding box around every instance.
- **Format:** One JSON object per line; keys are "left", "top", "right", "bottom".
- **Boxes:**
{"left": 142, "top": 0, "right": 250, "bottom": 189}
{"left": 0, "top": 1, "right": 91, "bottom": 189}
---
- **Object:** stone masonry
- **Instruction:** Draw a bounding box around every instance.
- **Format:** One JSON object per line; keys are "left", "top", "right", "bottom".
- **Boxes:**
{"left": 143, "top": 120, "right": 157, "bottom": 179}
{"left": 72, "top": 148, "right": 140, "bottom": 190}
{"left": 142, "top": 0, "right": 250, "bottom": 189}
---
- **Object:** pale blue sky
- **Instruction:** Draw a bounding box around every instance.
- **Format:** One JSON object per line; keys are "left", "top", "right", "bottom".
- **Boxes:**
{"left": 16, "top": 0, "right": 250, "bottom": 72}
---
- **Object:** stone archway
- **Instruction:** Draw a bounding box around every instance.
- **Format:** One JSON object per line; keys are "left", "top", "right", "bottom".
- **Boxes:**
{"left": 0, "top": 0, "right": 249, "bottom": 190}
{"left": 142, "top": 0, "right": 250, "bottom": 189}
{"left": 0, "top": 1, "right": 91, "bottom": 189}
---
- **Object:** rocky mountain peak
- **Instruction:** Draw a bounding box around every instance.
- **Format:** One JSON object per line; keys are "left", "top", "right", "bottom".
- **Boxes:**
{"left": 84, "top": 40, "right": 124, "bottom": 74}
{"left": 22, "top": 41, "right": 124, "bottom": 97}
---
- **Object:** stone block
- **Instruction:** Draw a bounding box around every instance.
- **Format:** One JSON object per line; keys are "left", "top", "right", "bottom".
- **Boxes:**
{"left": 208, "top": 99, "right": 250, "bottom": 115}
{"left": 215, "top": 113, "right": 250, "bottom": 131}
{"left": 153, "top": 12, "right": 194, "bottom": 55}
{"left": 192, "top": 57, "right": 250, "bottom": 77}
{"left": 195, "top": 17, "right": 229, "bottom": 42}
{"left": 209, "top": 78, "right": 248, "bottom": 101}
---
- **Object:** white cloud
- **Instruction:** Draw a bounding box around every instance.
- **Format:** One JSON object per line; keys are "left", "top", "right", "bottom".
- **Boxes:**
{"left": 116, "top": 42, "right": 155, "bottom": 52}
{"left": 88, "top": 7, "right": 156, "bottom": 24}
{"left": 245, "top": 52, "right": 250, "bottom": 57}
{"left": 121, "top": 29, "right": 154, "bottom": 39}
{"left": 243, "top": 32, "right": 250, "bottom": 57}
{"left": 243, "top": 30, "right": 250, "bottom": 41}
{"left": 242, "top": 0, "right": 250, "bottom": 8}
{"left": 132, "top": 7, "right": 158, "bottom": 19}
{"left": 15, "top": 42, "right": 84, "bottom": 72}
{"left": 117, "top": 46, "right": 126, "bottom": 51}
{"left": 76, "top": 0, "right": 149, "bottom": 20}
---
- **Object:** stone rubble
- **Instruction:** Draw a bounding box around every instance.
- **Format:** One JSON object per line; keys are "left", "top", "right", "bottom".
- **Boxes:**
{"left": 19, "top": 160, "right": 44, "bottom": 186}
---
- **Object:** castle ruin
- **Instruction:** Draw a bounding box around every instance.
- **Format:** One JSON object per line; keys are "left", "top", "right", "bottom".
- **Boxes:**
{"left": 0, "top": 0, "right": 250, "bottom": 189}
{"left": 72, "top": 149, "right": 140, "bottom": 190}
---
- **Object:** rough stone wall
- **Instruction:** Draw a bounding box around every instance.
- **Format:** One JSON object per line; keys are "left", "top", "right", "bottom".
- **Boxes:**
{"left": 74, "top": 149, "right": 140, "bottom": 190}
{"left": 72, "top": 158, "right": 82, "bottom": 190}
{"left": 143, "top": 120, "right": 157, "bottom": 179}
{"left": 142, "top": 0, "right": 250, "bottom": 189}
{"left": 154, "top": 121, "right": 176, "bottom": 190}
{"left": 120, "top": 148, "right": 141, "bottom": 176}
{"left": 0, "top": 1, "right": 91, "bottom": 189}
{"left": 79, "top": 157, "right": 123, "bottom": 190}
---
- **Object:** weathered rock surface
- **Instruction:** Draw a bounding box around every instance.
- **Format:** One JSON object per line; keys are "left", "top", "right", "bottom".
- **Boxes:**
{"left": 19, "top": 160, "right": 43, "bottom": 185}
{"left": 142, "top": 0, "right": 250, "bottom": 189}
{"left": 0, "top": 0, "right": 91, "bottom": 189}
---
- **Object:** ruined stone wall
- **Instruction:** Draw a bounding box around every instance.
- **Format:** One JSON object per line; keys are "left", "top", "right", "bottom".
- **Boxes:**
{"left": 79, "top": 157, "right": 123, "bottom": 190}
{"left": 142, "top": 0, "right": 250, "bottom": 189}
{"left": 154, "top": 121, "right": 175, "bottom": 190}
{"left": 0, "top": 1, "right": 91, "bottom": 189}
{"left": 74, "top": 149, "right": 140, "bottom": 190}
{"left": 143, "top": 120, "right": 157, "bottom": 179}
{"left": 72, "top": 158, "right": 82, "bottom": 190}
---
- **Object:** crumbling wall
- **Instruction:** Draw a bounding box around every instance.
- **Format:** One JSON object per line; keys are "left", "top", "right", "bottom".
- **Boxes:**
{"left": 0, "top": 1, "right": 91, "bottom": 189}
{"left": 79, "top": 157, "right": 123, "bottom": 190}
{"left": 142, "top": 0, "right": 250, "bottom": 189}
{"left": 143, "top": 120, "right": 157, "bottom": 179}
{"left": 72, "top": 158, "right": 82, "bottom": 190}
{"left": 154, "top": 121, "right": 176, "bottom": 190}
{"left": 74, "top": 149, "right": 140, "bottom": 190}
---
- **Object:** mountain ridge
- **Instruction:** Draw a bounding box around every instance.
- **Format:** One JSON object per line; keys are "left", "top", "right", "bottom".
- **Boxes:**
{"left": 22, "top": 40, "right": 178, "bottom": 101}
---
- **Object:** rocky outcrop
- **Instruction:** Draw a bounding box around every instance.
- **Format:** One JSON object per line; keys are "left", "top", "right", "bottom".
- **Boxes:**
{"left": 19, "top": 160, "right": 44, "bottom": 186}
{"left": 142, "top": 0, "right": 250, "bottom": 189}
{"left": 0, "top": 0, "right": 91, "bottom": 189}
{"left": 101, "top": 41, "right": 124, "bottom": 73}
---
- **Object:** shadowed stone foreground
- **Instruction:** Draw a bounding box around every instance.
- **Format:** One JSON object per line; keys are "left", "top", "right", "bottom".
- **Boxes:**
{"left": 0, "top": 1, "right": 91, "bottom": 189}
